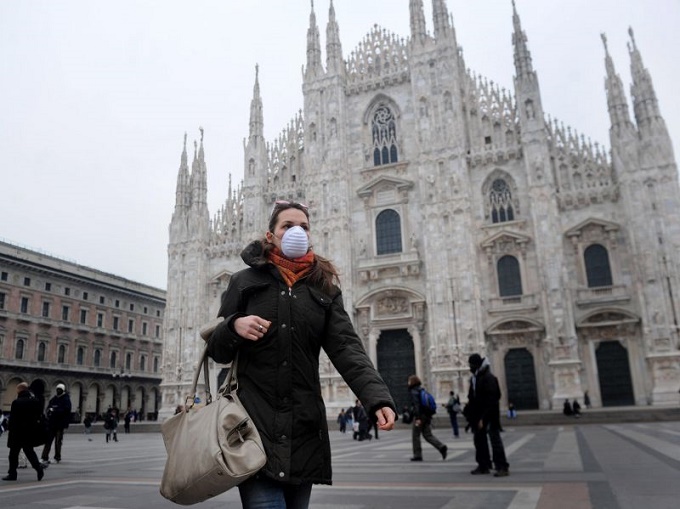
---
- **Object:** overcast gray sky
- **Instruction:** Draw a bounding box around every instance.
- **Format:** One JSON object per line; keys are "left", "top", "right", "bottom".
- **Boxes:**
{"left": 1, "top": 1, "right": 678, "bottom": 290}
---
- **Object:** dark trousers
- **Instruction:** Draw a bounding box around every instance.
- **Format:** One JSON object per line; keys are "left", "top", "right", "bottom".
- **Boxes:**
{"left": 41, "top": 428, "right": 64, "bottom": 461}
{"left": 448, "top": 412, "right": 459, "bottom": 437}
{"left": 412, "top": 418, "right": 445, "bottom": 458}
{"left": 8, "top": 444, "right": 41, "bottom": 476}
{"left": 473, "top": 421, "right": 508, "bottom": 471}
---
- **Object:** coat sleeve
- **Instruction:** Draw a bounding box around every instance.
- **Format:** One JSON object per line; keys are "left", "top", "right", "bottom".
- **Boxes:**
{"left": 206, "top": 273, "right": 247, "bottom": 364}
{"left": 321, "top": 292, "right": 396, "bottom": 420}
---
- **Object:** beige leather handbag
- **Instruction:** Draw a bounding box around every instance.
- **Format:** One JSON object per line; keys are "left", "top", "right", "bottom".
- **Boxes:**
{"left": 160, "top": 337, "right": 266, "bottom": 505}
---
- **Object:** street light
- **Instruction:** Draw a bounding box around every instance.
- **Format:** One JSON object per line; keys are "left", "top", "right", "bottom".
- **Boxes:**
{"left": 112, "top": 368, "right": 132, "bottom": 409}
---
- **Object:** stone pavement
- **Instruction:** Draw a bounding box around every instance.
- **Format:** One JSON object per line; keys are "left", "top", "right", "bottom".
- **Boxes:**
{"left": 1, "top": 421, "right": 679, "bottom": 508}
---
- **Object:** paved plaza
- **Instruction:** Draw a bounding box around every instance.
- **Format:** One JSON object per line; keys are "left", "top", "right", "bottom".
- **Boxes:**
{"left": 1, "top": 421, "right": 679, "bottom": 508}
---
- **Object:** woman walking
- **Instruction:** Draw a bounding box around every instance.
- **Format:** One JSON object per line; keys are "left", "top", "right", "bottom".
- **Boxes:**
{"left": 206, "top": 201, "right": 396, "bottom": 508}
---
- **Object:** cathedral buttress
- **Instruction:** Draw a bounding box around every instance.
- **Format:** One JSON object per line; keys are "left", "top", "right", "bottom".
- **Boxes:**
{"left": 242, "top": 66, "right": 268, "bottom": 238}
{"left": 325, "top": 0, "right": 343, "bottom": 77}
{"left": 512, "top": 1, "right": 580, "bottom": 405}
{"left": 304, "top": 0, "right": 323, "bottom": 82}
{"left": 170, "top": 133, "right": 190, "bottom": 243}
{"left": 628, "top": 27, "right": 675, "bottom": 168}
{"left": 409, "top": 0, "right": 428, "bottom": 47}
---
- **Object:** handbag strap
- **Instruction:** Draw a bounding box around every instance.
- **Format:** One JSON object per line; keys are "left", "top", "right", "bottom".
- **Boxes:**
{"left": 187, "top": 344, "right": 239, "bottom": 409}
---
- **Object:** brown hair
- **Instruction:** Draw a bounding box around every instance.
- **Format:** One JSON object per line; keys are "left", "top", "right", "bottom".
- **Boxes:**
{"left": 407, "top": 374, "right": 421, "bottom": 388}
{"left": 264, "top": 201, "right": 340, "bottom": 294}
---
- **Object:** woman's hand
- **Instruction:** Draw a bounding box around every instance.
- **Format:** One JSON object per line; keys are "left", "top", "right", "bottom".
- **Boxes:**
{"left": 234, "top": 315, "right": 271, "bottom": 341}
{"left": 375, "top": 407, "right": 396, "bottom": 430}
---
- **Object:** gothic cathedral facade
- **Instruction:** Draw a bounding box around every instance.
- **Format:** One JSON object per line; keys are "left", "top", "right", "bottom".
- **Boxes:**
{"left": 160, "top": 1, "right": 680, "bottom": 418}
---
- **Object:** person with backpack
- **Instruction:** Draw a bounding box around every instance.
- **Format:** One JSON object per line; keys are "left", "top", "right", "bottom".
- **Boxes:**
{"left": 444, "top": 391, "right": 461, "bottom": 437}
{"left": 467, "top": 353, "right": 509, "bottom": 477}
{"left": 407, "top": 375, "right": 447, "bottom": 462}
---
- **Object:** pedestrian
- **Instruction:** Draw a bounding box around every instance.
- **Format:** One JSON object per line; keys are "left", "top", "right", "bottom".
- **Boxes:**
{"left": 0, "top": 412, "right": 7, "bottom": 437}
{"left": 344, "top": 407, "right": 354, "bottom": 433}
{"left": 2, "top": 382, "right": 45, "bottom": 482}
{"left": 507, "top": 402, "right": 517, "bottom": 419}
{"left": 123, "top": 409, "right": 132, "bottom": 434}
{"left": 584, "top": 390, "right": 591, "bottom": 409}
{"left": 41, "top": 383, "right": 72, "bottom": 465}
{"left": 563, "top": 399, "right": 573, "bottom": 416}
{"left": 572, "top": 399, "right": 582, "bottom": 418}
{"left": 466, "top": 353, "right": 509, "bottom": 477}
{"left": 83, "top": 415, "right": 93, "bottom": 441}
{"left": 205, "top": 200, "right": 396, "bottom": 508}
{"left": 407, "top": 374, "right": 447, "bottom": 462}
{"left": 352, "top": 400, "right": 371, "bottom": 441}
{"left": 444, "top": 391, "right": 461, "bottom": 437}
{"left": 104, "top": 408, "right": 119, "bottom": 443}
{"left": 337, "top": 409, "right": 347, "bottom": 433}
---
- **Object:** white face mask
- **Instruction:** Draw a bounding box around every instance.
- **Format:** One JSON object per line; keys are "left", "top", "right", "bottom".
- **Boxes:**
{"left": 279, "top": 225, "right": 309, "bottom": 259}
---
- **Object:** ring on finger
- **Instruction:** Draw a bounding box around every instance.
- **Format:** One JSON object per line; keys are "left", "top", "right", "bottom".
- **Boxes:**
{"left": 258, "top": 325, "right": 264, "bottom": 332}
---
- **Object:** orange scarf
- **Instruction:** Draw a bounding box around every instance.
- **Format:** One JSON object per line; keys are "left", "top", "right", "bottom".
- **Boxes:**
{"left": 267, "top": 248, "right": 315, "bottom": 288}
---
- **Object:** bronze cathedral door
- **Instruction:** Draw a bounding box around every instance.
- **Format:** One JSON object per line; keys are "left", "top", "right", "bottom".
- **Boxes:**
{"left": 377, "top": 329, "right": 416, "bottom": 413}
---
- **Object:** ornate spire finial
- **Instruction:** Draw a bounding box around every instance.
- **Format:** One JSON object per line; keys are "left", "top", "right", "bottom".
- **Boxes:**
{"left": 183, "top": 132, "right": 187, "bottom": 149}
{"left": 199, "top": 126, "right": 204, "bottom": 143}
{"left": 628, "top": 26, "right": 636, "bottom": 50}
{"left": 600, "top": 33, "right": 608, "bottom": 52}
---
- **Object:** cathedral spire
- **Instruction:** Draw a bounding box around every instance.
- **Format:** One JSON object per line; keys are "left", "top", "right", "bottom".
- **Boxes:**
{"left": 174, "top": 132, "right": 190, "bottom": 213}
{"left": 326, "top": 0, "right": 344, "bottom": 76}
{"left": 409, "top": 0, "right": 427, "bottom": 45}
{"left": 628, "top": 27, "right": 665, "bottom": 136}
{"left": 193, "top": 127, "right": 208, "bottom": 209}
{"left": 305, "top": 0, "right": 323, "bottom": 79}
{"left": 511, "top": 0, "right": 533, "bottom": 79}
{"left": 601, "top": 33, "right": 634, "bottom": 135}
{"left": 432, "top": 0, "right": 451, "bottom": 39}
{"left": 249, "top": 64, "right": 264, "bottom": 140}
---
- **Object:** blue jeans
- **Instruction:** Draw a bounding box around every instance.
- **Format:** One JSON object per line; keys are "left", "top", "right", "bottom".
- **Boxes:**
{"left": 238, "top": 475, "right": 312, "bottom": 509}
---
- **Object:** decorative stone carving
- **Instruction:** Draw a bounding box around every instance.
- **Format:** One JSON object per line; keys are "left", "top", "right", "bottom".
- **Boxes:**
{"left": 376, "top": 296, "right": 409, "bottom": 316}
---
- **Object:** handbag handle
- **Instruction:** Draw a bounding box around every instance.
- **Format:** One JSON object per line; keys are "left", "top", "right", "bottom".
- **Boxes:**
{"left": 186, "top": 335, "right": 239, "bottom": 410}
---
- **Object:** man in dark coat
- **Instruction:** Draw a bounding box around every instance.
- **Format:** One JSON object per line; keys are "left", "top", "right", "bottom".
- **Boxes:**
{"left": 2, "top": 383, "right": 45, "bottom": 481}
{"left": 466, "top": 353, "right": 509, "bottom": 477}
{"left": 41, "top": 383, "right": 72, "bottom": 464}
{"left": 407, "top": 375, "right": 447, "bottom": 462}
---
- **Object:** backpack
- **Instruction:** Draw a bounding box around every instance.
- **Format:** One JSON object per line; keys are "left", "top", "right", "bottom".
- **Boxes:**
{"left": 419, "top": 388, "right": 437, "bottom": 415}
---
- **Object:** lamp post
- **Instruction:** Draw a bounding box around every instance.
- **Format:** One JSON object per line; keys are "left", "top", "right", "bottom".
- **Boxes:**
{"left": 112, "top": 368, "right": 132, "bottom": 410}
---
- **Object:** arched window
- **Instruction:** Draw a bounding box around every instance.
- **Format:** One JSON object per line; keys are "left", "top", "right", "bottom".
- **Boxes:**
{"left": 584, "top": 244, "right": 613, "bottom": 287}
{"left": 140, "top": 355, "right": 146, "bottom": 372}
{"left": 376, "top": 209, "right": 402, "bottom": 255}
{"left": 58, "top": 344, "right": 66, "bottom": 363}
{"left": 38, "top": 341, "right": 46, "bottom": 362}
{"left": 126, "top": 352, "right": 132, "bottom": 371}
{"left": 77, "top": 347, "right": 84, "bottom": 365}
{"left": 15, "top": 338, "right": 25, "bottom": 360}
{"left": 490, "top": 179, "right": 514, "bottom": 223}
{"left": 153, "top": 357, "right": 159, "bottom": 373}
{"left": 498, "top": 255, "right": 523, "bottom": 297}
{"left": 372, "top": 105, "right": 398, "bottom": 166}
{"left": 94, "top": 349, "right": 101, "bottom": 367}
{"left": 110, "top": 351, "right": 117, "bottom": 369}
